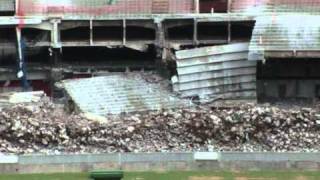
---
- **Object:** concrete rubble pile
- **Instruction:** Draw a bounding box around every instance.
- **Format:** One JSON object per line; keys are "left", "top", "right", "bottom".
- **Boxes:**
{"left": 0, "top": 97, "right": 320, "bottom": 154}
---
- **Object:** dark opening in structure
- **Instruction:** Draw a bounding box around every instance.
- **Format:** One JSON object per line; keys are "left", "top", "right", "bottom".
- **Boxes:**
{"left": 93, "top": 27, "right": 123, "bottom": 42}
{"left": 198, "top": 22, "right": 228, "bottom": 41}
{"left": 61, "top": 46, "right": 157, "bottom": 71}
{"left": 231, "top": 21, "right": 255, "bottom": 42}
{"left": 257, "top": 59, "right": 320, "bottom": 102}
{"left": 60, "top": 21, "right": 90, "bottom": 42}
{"left": 0, "top": 28, "right": 17, "bottom": 66}
{"left": 126, "top": 26, "right": 156, "bottom": 41}
{"left": 199, "top": 0, "right": 228, "bottom": 13}
{"left": 22, "top": 28, "right": 50, "bottom": 45}
{"left": 166, "top": 19, "right": 194, "bottom": 41}
{"left": 126, "top": 20, "right": 156, "bottom": 41}
{"left": 93, "top": 21, "right": 123, "bottom": 42}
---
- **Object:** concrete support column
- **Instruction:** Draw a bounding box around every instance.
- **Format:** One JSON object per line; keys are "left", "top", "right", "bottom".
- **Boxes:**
{"left": 155, "top": 18, "right": 165, "bottom": 59}
{"left": 193, "top": 19, "right": 198, "bottom": 45}
{"left": 123, "top": 19, "right": 126, "bottom": 46}
{"left": 50, "top": 19, "right": 61, "bottom": 48}
{"left": 90, "top": 19, "right": 93, "bottom": 46}
{"left": 49, "top": 48, "right": 61, "bottom": 66}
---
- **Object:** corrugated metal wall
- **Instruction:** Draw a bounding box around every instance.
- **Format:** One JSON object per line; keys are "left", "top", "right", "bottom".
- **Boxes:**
{"left": 249, "top": 15, "right": 320, "bottom": 54}
{"left": 246, "top": 0, "right": 320, "bottom": 59}
{"left": 172, "top": 43, "right": 257, "bottom": 102}
{"left": 17, "top": 0, "right": 194, "bottom": 17}
{"left": 231, "top": 0, "right": 320, "bottom": 14}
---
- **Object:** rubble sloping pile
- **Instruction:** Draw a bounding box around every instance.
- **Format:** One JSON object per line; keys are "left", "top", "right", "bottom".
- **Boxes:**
{"left": 0, "top": 99, "right": 320, "bottom": 154}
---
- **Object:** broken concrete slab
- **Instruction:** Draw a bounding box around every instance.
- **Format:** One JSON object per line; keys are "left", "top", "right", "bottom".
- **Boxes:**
{"left": 0, "top": 91, "right": 45, "bottom": 107}
{"left": 172, "top": 43, "right": 257, "bottom": 103}
{"left": 61, "top": 73, "right": 190, "bottom": 115}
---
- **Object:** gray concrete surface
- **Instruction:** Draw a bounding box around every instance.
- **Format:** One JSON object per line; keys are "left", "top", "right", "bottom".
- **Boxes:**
{"left": 1, "top": 152, "right": 320, "bottom": 174}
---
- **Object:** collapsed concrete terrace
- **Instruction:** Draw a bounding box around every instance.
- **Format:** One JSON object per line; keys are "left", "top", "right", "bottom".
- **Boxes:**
{"left": 0, "top": 0, "right": 320, "bottom": 103}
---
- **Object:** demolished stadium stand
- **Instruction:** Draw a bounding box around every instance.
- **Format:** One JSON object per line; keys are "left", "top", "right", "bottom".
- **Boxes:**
{"left": 0, "top": 0, "right": 320, "bottom": 102}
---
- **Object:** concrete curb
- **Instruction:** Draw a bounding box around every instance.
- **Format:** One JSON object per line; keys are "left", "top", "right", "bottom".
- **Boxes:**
{"left": 1, "top": 152, "right": 320, "bottom": 173}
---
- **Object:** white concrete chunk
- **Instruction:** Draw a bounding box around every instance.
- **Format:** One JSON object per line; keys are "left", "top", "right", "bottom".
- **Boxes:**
{"left": 194, "top": 152, "right": 219, "bottom": 161}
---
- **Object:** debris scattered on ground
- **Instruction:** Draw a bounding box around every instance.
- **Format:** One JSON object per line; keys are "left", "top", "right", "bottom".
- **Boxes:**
{"left": 0, "top": 96, "right": 320, "bottom": 154}
{"left": 0, "top": 91, "right": 45, "bottom": 107}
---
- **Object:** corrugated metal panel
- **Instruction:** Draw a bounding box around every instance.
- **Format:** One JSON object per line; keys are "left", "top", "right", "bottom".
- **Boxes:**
{"left": 62, "top": 74, "right": 189, "bottom": 115}
{"left": 0, "top": 0, "right": 15, "bottom": 12}
{"left": 231, "top": 0, "right": 320, "bottom": 14}
{"left": 17, "top": 0, "right": 194, "bottom": 18}
{"left": 249, "top": 15, "right": 320, "bottom": 60}
{"left": 172, "top": 43, "right": 257, "bottom": 102}
{"left": 231, "top": 0, "right": 270, "bottom": 14}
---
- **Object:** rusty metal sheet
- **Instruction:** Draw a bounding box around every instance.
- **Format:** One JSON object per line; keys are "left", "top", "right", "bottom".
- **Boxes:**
{"left": 61, "top": 74, "right": 189, "bottom": 115}
{"left": 173, "top": 43, "right": 257, "bottom": 102}
{"left": 249, "top": 15, "right": 320, "bottom": 60}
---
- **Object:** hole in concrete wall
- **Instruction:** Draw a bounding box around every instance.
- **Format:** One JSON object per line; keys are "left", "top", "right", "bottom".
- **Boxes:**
{"left": 127, "top": 26, "right": 156, "bottom": 41}
{"left": 165, "top": 19, "right": 194, "bottom": 41}
{"left": 200, "top": 0, "right": 228, "bottom": 13}
{"left": 278, "top": 84, "right": 287, "bottom": 98}
{"left": 315, "top": 85, "right": 320, "bottom": 98}
{"left": 167, "top": 25, "right": 194, "bottom": 40}
{"left": 93, "top": 26, "right": 123, "bottom": 41}
{"left": 0, "top": 28, "right": 16, "bottom": 41}
{"left": 22, "top": 28, "right": 50, "bottom": 45}
{"left": 231, "top": 21, "right": 255, "bottom": 42}
{"left": 257, "top": 59, "right": 320, "bottom": 80}
{"left": 93, "top": 21, "right": 123, "bottom": 42}
{"left": 61, "top": 46, "right": 157, "bottom": 71}
{"left": 198, "top": 22, "right": 228, "bottom": 41}
{"left": 0, "top": 28, "right": 17, "bottom": 66}
{"left": 257, "top": 59, "right": 320, "bottom": 101}
{"left": 61, "top": 27, "right": 89, "bottom": 42}
{"left": 60, "top": 22, "right": 90, "bottom": 42}
{"left": 27, "top": 47, "right": 50, "bottom": 63}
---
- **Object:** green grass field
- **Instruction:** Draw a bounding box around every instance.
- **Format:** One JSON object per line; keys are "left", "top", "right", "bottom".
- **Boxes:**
{"left": 1, "top": 171, "right": 320, "bottom": 180}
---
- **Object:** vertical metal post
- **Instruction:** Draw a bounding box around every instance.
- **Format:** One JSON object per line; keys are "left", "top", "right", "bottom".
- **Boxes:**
{"left": 123, "top": 19, "right": 126, "bottom": 46}
{"left": 16, "top": 27, "right": 30, "bottom": 90}
{"left": 228, "top": 23, "right": 231, "bottom": 43}
{"left": 193, "top": 19, "right": 198, "bottom": 45}
{"left": 16, "top": 27, "right": 22, "bottom": 61}
{"left": 90, "top": 19, "right": 93, "bottom": 46}
{"left": 227, "top": 0, "right": 232, "bottom": 43}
